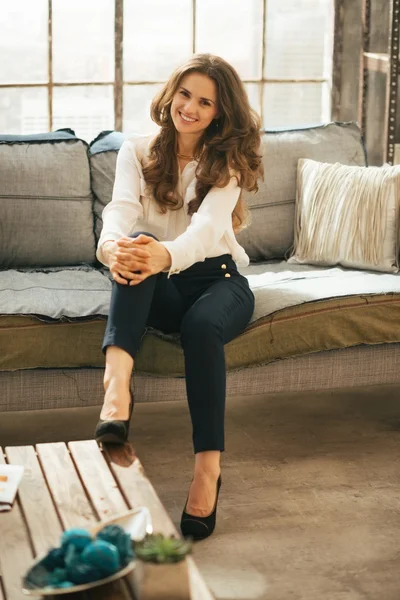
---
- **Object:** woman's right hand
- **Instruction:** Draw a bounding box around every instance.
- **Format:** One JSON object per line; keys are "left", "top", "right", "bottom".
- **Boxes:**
{"left": 103, "top": 240, "right": 151, "bottom": 285}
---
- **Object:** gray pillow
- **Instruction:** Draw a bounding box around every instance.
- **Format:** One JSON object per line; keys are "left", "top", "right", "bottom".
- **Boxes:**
{"left": 0, "top": 130, "right": 96, "bottom": 268}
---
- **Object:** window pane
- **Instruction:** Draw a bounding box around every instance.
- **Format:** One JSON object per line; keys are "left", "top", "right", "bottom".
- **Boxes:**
{"left": 53, "top": 0, "right": 115, "bottom": 83}
{"left": 263, "top": 83, "right": 330, "bottom": 129}
{"left": 123, "top": 85, "right": 163, "bottom": 135}
{"left": 0, "top": 0, "right": 47, "bottom": 84}
{"left": 53, "top": 86, "right": 114, "bottom": 142}
{"left": 124, "top": 0, "right": 192, "bottom": 81}
{"left": 0, "top": 88, "right": 48, "bottom": 134}
{"left": 244, "top": 83, "right": 261, "bottom": 119}
{"left": 196, "top": 0, "right": 263, "bottom": 79}
{"left": 265, "top": 0, "right": 334, "bottom": 79}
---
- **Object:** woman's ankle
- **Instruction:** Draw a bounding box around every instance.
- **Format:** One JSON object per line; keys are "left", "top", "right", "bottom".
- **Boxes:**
{"left": 100, "top": 380, "right": 131, "bottom": 421}
{"left": 104, "top": 373, "right": 131, "bottom": 390}
{"left": 194, "top": 451, "right": 221, "bottom": 479}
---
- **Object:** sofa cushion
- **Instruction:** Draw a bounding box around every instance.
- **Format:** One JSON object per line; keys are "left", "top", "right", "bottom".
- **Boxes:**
{"left": 0, "top": 130, "right": 96, "bottom": 268}
{"left": 1, "top": 294, "right": 399, "bottom": 375}
{"left": 0, "top": 262, "right": 399, "bottom": 373}
{"left": 88, "top": 123, "right": 367, "bottom": 262}
{"left": 88, "top": 130, "right": 126, "bottom": 243}
{"left": 288, "top": 159, "right": 400, "bottom": 273}
{"left": 236, "top": 122, "right": 367, "bottom": 260}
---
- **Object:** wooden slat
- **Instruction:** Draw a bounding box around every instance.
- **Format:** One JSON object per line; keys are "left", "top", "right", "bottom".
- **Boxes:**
{"left": 104, "top": 444, "right": 176, "bottom": 536}
{"left": 67, "top": 441, "right": 134, "bottom": 599}
{"left": 36, "top": 442, "right": 97, "bottom": 529}
{"left": 6, "top": 446, "right": 63, "bottom": 556}
{"left": 104, "top": 444, "right": 215, "bottom": 600}
{"left": 0, "top": 448, "right": 35, "bottom": 600}
{"left": 68, "top": 441, "right": 128, "bottom": 520}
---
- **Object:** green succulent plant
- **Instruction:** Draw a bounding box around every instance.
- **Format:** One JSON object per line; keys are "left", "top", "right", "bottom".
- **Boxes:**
{"left": 133, "top": 534, "right": 192, "bottom": 564}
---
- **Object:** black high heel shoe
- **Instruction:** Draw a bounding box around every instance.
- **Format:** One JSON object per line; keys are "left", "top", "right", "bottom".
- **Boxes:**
{"left": 180, "top": 475, "right": 222, "bottom": 540}
{"left": 94, "top": 389, "right": 134, "bottom": 445}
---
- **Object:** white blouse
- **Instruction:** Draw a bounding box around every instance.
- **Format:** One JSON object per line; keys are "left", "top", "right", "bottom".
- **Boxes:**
{"left": 96, "top": 133, "right": 250, "bottom": 276}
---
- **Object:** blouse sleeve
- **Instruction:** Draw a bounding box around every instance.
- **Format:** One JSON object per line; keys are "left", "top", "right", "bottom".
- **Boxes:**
{"left": 160, "top": 175, "right": 241, "bottom": 276}
{"left": 96, "top": 139, "right": 144, "bottom": 266}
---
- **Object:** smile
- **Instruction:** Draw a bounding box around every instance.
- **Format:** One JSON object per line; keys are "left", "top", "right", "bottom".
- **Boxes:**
{"left": 179, "top": 111, "right": 197, "bottom": 123}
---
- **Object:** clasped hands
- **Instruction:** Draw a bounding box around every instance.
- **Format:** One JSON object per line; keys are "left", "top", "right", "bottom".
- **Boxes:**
{"left": 107, "top": 234, "right": 171, "bottom": 285}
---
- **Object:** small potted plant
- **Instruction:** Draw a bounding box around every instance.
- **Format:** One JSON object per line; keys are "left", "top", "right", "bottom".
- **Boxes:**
{"left": 133, "top": 533, "right": 192, "bottom": 600}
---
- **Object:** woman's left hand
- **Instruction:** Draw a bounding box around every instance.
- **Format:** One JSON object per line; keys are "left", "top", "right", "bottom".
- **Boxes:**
{"left": 115, "top": 235, "right": 172, "bottom": 285}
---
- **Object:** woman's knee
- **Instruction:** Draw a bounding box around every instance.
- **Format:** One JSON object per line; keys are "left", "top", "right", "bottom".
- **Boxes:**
{"left": 180, "top": 312, "right": 222, "bottom": 343}
{"left": 128, "top": 231, "right": 159, "bottom": 241}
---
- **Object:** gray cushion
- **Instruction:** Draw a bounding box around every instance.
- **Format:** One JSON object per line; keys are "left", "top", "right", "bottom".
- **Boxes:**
{"left": 0, "top": 130, "right": 96, "bottom": 268}
{"left": 1, "top": 261, "right": 400, "bottom": 325}
{"left": 88, "top": 131, "right": 126, "bottom": 243}
{"left": 236, "top": 122, "right": 367, "bottom": 260}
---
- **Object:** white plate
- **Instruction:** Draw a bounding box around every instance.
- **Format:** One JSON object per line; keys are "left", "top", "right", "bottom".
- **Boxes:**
{"left": 22, "top": 506, "right": 153, "bottom": 596}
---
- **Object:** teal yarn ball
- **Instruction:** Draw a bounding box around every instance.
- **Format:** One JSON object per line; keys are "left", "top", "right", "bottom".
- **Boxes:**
{"left": 66, "top": 562, "right": 102, "bottom": 585}
{"left": 61, "top": 528, "right": 93, "bottom": 551}
{"left": 97, "top": 525, "right": 134, "bottom": 566}
{"left": 41, "top": 547, "right": 65, "bottom": 570}
{"left": 81, "top": 540, "right": 121, "bottom": 575}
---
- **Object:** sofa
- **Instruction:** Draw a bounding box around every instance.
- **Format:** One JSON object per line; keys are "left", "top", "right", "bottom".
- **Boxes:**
{"left": 1, "top": 122, "right": 399, "bottom": 428}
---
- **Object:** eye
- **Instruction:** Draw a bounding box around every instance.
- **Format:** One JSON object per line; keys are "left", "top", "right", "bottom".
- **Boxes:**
{"left": 201, "top": 100, "right": 211, "bottom": 107}
{"left": 180, "top": 90, "right": 189, "bottom": 97}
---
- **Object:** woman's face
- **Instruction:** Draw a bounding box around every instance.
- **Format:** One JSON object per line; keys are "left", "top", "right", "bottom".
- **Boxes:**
{"left": 170, "top": 72, "right": 220, "bottom": 136}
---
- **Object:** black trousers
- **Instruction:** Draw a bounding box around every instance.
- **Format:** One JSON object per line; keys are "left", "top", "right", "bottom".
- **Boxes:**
{"left": 102, "top": 232, "right": 255, "bottom": 453}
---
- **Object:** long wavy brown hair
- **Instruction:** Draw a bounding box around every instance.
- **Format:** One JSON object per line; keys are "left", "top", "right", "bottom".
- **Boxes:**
{"left": 142, "top": 54, "right": 264, "bottom": 232}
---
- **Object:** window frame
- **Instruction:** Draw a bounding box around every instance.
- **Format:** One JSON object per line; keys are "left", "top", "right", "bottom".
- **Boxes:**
{"left": 0, "top": 0, "right": 332, "bottom": 133}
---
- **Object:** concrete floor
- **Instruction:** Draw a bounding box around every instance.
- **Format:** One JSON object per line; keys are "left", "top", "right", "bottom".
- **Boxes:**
{"left": 2, "top": 384, "right": 400, "bottom": 599}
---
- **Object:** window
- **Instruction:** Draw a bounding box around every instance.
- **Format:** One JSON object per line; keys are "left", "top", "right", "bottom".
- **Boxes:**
{"left": 0, "top": 0, "right": 334, "bottom": 141}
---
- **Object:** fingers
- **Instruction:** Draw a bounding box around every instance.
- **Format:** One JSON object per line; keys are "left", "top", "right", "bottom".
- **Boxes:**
{"left": 131, "top": 247, "right": 152, "bottom": 258}
{"left": 117, "top": 235, "right": 153, "bottom": 246}
{"left": 134, "top": 235, "right": 154, "bottom": 244}
{"left": 110, "top": 270, "right": 128, "bottom": 285}
{"left": 128, "top": 271, "right": 151, "bottom": 285}
{"left": 110, "top": 262, "right": 152, "bottom": 285}
{"left": 115, "top": 247, "right": 151, "bottom": 261}
{"left": 111, "top": 261, "right": 151, "bottom": 282}
{"left": 113, "top": 256, "right": 150, "bottom": 274}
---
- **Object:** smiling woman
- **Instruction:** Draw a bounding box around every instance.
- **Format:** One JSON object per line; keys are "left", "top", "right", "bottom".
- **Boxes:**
{"left": 95, "top": 53, "right": 264, "bottom": 542}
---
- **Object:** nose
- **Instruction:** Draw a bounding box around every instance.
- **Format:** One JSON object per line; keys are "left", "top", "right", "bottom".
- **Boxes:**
{"left": 183, "top": 99, "right": 196, "bottom": 116}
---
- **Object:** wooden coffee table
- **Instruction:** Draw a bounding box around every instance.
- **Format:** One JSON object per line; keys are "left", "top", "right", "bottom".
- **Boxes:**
{"left": 0, "top": 441, "right": 214, "bottom": 600}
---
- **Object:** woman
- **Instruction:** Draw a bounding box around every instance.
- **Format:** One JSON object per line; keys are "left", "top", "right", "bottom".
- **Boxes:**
{"left": 95, "top": 53, "right": 263, "bottom": 540}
